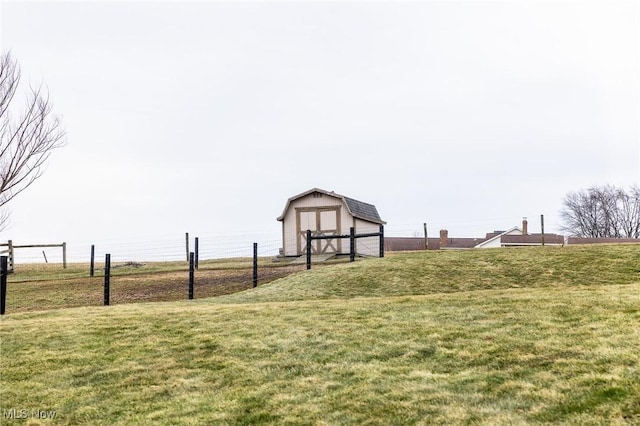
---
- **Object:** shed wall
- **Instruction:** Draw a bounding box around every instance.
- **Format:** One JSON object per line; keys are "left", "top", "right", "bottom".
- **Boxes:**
{"left": 353, "top": 218, "right": 381, "bottom": 256}
{"left": 281, "top": 193, "right": 345, "bottom": 256}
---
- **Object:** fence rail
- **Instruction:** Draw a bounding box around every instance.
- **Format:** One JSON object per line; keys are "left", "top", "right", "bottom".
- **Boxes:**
{"left": 0, "top": 240, "right": 67, "bottom": 272}
{"left": 305, "top": 225, "right": 384, "bottom": 270}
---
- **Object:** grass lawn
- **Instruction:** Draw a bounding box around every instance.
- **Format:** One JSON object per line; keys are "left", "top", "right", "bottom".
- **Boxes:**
{"left": 1, "top": 245, "right": 639, "bottom": 425}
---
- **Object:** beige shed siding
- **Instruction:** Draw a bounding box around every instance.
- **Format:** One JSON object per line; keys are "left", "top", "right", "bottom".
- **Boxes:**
{"left": 353, "top": 218, "right": 381, "bottom": 256}
{"left": 320, "top": 210, "right": 338, "bottom": 229}
{"left": 281, "top": 192, "right": 344, "bottom": 256}
{"left": 339, "top": 205, "right": 353, "bottom": 236}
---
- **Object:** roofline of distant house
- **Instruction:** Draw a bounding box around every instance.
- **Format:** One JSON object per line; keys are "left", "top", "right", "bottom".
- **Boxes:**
{"left": 385, "top": 234, "right": 639, "bottom": 252}
{"left": 473, "top": 226, "right": 521, "bottom": 248}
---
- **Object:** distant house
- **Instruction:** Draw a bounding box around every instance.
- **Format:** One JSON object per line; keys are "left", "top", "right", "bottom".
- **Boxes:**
{"left": 438, "top": 229, "right": 493, "bottom": 249}
{"left": 473, "top": 219, "right": 564, "bottom": 248}
{"left": 385, "top": 218, "right": 564, "bottom": 251}
{"left": 277, "top": 188, "right": 385, "bottom": 257}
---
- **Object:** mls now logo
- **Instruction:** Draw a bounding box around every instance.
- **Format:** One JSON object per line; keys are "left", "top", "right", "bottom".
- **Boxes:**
{"left": 3, "top": 408, "right": 57, "bottom": 420}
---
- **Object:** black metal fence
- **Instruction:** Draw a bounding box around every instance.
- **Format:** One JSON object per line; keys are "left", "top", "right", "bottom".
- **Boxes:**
{"left": 305, "top": 225, "right": 384, "bottom": 269}
{"left": 0, "top": 227, "right": 384, "bottom": 315}
{"left": 1, "top": 256, "right": 7, "bottom": 315}
{"left": 0, "top": 247, "right": 320, "bottom": 315}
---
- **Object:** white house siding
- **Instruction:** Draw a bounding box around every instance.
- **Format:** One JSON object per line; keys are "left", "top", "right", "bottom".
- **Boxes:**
{"left": 477, "top": 238, "right": 503, "bottom": 249}
{"left": 474, "top": 227, "right": 523, "bottom": 249}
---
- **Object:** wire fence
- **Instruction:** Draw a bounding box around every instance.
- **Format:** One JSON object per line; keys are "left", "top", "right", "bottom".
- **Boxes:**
{"left": 0, "top": 230, "right": 375, "bottom": 315}
{"left": 8, "top": 232, "right": 391, "bottom": 267}
{"left": 0, "top": 252, "right": 318, "bottom": 315}
{"left": 8, "top": 234, "right": 284, "bottom": 265}
{"left": 4, "top": 215, "right": 565, "bottom": 266}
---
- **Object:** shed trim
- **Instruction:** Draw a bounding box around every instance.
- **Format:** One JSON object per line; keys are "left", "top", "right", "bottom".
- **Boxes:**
{"left": 277, "top": 188, "right": 385, "bottom": 224}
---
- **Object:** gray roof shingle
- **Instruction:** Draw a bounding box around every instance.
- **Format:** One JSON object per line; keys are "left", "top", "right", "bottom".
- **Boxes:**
{"left": 343, "top": 196, "right": 384, "bottom": 224}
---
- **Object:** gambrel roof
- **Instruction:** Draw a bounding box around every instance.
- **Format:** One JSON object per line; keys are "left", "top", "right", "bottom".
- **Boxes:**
{"left": 277, "top": 188, "right": 385, "bottom": 224}
{"left": 342, "top": 196, "right": 384, "bottom": 224}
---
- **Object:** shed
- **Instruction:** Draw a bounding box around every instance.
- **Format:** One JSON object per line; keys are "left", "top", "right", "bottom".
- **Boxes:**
{"left": 277, "top": 188, "right": 385, "bottom": 257}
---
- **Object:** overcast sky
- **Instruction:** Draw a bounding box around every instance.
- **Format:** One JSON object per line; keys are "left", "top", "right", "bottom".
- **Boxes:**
{"left": 0, "top": 0, "right": 638, "bottom": 260}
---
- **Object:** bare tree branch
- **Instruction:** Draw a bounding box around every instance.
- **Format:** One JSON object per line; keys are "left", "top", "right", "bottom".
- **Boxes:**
{"left": 561, "top": 185, "right": 640, "bottom": 238}
{"left": 0, "top": 51, "right": 66, "bottom": 231}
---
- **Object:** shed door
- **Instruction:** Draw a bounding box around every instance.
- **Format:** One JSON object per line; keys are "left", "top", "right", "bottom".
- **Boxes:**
{"left": 297, "top": 207, "right": 341, "bottom": 255}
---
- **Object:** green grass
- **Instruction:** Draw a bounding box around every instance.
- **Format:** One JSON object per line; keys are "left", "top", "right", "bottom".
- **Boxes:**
{"left": 216, "top": 245, "right": 640, "bottom": 304}
{"left": 1, "top": 244, "right": 639, "bottom": 425}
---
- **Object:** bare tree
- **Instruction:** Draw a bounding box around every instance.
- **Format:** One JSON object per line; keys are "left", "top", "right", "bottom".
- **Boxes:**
{"left": 0, "top": 51, "right": 66, "bottom": 230}
{"left": 560, "top": 185, "right": 640, "bottom": 238}
{"left": 616, "top": 186, "right": 640, "bottom": 238}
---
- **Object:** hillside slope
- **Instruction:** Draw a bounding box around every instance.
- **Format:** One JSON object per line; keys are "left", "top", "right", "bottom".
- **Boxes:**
{"left": 215, "top": 244, "right": 640, "bottom": 304}
{"left": 1, "top": 245, "right": 639, "bottom": 425}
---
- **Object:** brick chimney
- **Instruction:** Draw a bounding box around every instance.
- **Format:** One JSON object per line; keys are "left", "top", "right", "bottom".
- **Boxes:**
{"left": 439, "top": 229, "right": 448, "bottom": 248}
{"left": 522, "top": 217, "right": 528, "bottom": 235}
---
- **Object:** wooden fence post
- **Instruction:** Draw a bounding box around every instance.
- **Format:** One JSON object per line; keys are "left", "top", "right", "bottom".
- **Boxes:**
{"left": 62, "top": 242, "right": 67, "bottom": 269}
{"left": 379, "top": 225, "right": 385, "bottom": 258}
{"left": 1, "top": 256, "right": 7, "bottom": 315}
{"left": 7, "top": 240, "right": 13, "bottom": 272}
{"left": 253, "top": 243, "right": 258, "bottom": 288}
{"left": 104, "top": 254, "right": 111, "bottom": 306}
{"left": 185, "top": 233, "right": 190, "bottom": 262}
{"left": 424, "top": 222, "right": 428, "bottom": 250}
{"left": 189, "top": 252, "right": 194, "bottom": 300}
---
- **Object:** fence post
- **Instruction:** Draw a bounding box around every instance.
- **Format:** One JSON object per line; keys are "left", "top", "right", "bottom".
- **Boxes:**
{"left": 306, "top": 230, "right": 312, "bottom": 270}
{"left": 1, "top": 256, "right": 7, "bottom": 315}
{"left": 424, "top": 222, "right": 428, "bottom": 250}
{"left": 90, "top": 245, "right": 95, "bottom": 277}
{"left": 253, "top": 243, "right": 258, "bottom": 288}
{"left": 185, "top": 232, "right": 190, "bottom": 262}
{"left": 350, "top": 227, "right": 355, "bottom": 262}
{"left": 189, "top": 252, "right": 194, "bottom": 300}
{"left": 379, "top": 225, "right": 385, "bottom": 258}
{"left": 195, "top": 237, "right": 199, "bottom": 270}
{"left": 104, "top": 254, "right": 111, "bottom": 306}
{"left": 7, "top": 240, "right": 13, "bottom": 272}
{"left": 62, "top": 242, "right": 67, "bottom": 269}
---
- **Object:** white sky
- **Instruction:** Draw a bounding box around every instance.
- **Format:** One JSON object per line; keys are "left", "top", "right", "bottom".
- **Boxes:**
{"left": 0, "top": 0, "right": 639, "bottom": 260}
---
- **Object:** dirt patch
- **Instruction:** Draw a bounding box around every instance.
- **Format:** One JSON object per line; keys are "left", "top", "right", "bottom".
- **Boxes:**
{"left": 112, "top": 261, "right": 145, "bottom": 269}
{"left": 110, "top": 266, "right": 304, "bottom": 304}
{"left": 4, "top": 265, "right": 307, "bottom": 314}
